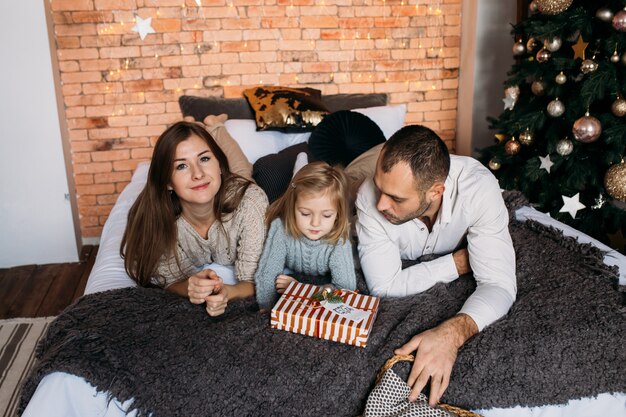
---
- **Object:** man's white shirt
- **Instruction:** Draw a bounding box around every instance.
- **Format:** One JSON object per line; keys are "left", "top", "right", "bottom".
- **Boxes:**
{"left": 355, "top": 155, "right": 516, "bottom": 331}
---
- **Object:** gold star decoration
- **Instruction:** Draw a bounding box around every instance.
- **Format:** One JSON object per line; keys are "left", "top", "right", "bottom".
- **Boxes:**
{"left": 495, "top": 134, "right": 507, "bottom": 143}
{"left": 607, "top": 229, "right": 626, "bottom": 254}
{"left": 572, "top": 35, "right": 588, "bottom": 60}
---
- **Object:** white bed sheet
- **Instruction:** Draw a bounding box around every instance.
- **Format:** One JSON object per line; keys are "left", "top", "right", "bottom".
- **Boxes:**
{"left": 23, "top": 163, "right": 626, "bottom": 417}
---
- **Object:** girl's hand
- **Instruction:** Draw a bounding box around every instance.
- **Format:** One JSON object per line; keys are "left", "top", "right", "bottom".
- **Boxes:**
{"left": 205, "top": 285, "right": 230, "bottom": 317}
{"left": 275, "top": 275, "right": 297, "bottom": 294}
{"left": 188, "top": 269, "right": 223, "bottom": 304}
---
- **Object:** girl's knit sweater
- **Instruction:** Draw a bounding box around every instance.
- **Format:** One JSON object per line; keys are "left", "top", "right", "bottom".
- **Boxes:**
{"left": 254, "top": 218, "right": 356, "bottom": 309}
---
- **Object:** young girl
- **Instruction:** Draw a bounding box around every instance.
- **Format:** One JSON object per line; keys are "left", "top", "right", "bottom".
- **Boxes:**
{"left": 254, "top": 161, "right": 357, "bottom": 310}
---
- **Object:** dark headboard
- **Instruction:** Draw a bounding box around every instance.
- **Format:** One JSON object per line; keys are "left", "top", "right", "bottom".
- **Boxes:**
{"left": 178, "top": 93, "right": 388, "bottom": 121}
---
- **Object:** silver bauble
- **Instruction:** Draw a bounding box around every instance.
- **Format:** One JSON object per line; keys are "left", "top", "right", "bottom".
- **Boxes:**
{"left": 545, "top": 37, "right": 562, "bottom": 52}
{"left": 488, "top": 158, "right": 501, "bottom": 171}
{"left": 581, "top": 58, "right": 599, "bottom": 74}
{"left": 604, "top": 161, "right": 626, "bottom": 201}
{"left": 536, "top": 0, "right": 573, "bottom": 15}
{"left": 555, "top": 71, "right": 567, "bottom": 84}
{"left": 547, "top": 98, "right": 565, "bottom": 117}
{"left": 596, "top": 7, "right": 614, "bottom": 22}
{"left": 611, "top": 51, "right": 620, "bottom": 63}
{"left": 527, "top": 37, "right": 537, "bottom": 51}
{"left": 611, "top": 97, "right": 626, "bottom": 117}
{"left": 612, "top": 9, "right": 626, "bottom": 32}
{"left": 531, "top": 80, "right": 546, "bottom": 96}
{"left": 572, "top": 113, "right": 602, "bottom": 143}
{"left": 536, "top": 48, "right": 551, "bottom": 63}
{"left": 556, "top": 138, "right": 574, "bottom": 156}
{"left": 513, "top": 40, "right": 526, "bottom": 56}
{"left": 519, "top": 129, "right": 535, "bottom": 146}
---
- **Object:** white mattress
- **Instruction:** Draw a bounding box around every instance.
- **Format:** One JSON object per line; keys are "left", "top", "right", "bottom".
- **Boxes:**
{"left": 22, "top": 163, "right": 626, "bottom": 417}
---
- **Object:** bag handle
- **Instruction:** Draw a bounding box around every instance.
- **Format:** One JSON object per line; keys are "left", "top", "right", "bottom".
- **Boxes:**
{"left": 376, "top": 354, "right": 484, "bottom": 417}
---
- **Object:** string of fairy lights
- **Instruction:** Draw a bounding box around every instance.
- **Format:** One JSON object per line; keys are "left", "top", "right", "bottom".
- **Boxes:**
{"left": 85, "top": 0, "right": 451, "bottom": 118}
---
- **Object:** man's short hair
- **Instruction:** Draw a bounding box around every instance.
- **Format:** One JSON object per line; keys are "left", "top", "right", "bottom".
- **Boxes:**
{"left": 380, "top": 125, "right": 450, "bottom": 191}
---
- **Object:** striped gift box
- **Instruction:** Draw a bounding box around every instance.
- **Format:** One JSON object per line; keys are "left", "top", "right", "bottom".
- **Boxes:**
{"left": 270, "top": 281, "right": 379, "bottom": 348}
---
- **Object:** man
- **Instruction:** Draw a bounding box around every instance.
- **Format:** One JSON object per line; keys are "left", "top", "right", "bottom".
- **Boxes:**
{"left": 355, "top": 125, "right": 516, "bottom": 406}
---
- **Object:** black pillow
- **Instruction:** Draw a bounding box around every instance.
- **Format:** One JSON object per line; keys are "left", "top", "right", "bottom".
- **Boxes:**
{"left": 252, "top": 143, "right": 318, "bottom": 203}
{"left": 308, "top": 110, "right": 386, "bottom": 167}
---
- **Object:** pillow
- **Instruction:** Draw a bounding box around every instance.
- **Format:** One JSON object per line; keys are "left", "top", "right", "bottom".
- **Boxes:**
{"left": 178, "top": 95, "right": 254, "bottom": 120}
{"left": 344, "top": 143, "right": 384, "bottom": 204}
{"left": 352, "top": 104, "right": 407, "bottom": 139}
{"left": 252, "top": 143, "right": 318, "bottom": 203}
{"left": 243, "top": 86, "right": 330, "bottom": 132}
{"left": 308, "top": 110, "right": 386, "bottom": 167}
{"left": 223, "top": 119, "right": 311, "bottom": 164}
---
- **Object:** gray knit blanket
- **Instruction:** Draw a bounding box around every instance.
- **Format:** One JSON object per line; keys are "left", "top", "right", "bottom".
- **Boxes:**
{"left": 19, "top": 197, "right": 626, "bottom": 416}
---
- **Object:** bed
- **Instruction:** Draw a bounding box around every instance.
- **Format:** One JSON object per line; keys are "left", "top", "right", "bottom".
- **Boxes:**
{"left": 18, "top": 93, "right": 626, "bottom": 417}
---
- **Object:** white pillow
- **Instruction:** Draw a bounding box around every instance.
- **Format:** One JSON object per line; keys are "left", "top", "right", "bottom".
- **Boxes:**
{"left": 223, "top": 119, "right": 311, "bottom": 164}
{"left": 352, "top": 104, "right": 407, "bottom": 139}
{"left": 223, "top": 104, "right": 406, "bottom": 163}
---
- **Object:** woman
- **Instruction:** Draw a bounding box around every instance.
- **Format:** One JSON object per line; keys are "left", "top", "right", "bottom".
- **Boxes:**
{"left": 121, "top": 121, "right": 268, "bottom": 316}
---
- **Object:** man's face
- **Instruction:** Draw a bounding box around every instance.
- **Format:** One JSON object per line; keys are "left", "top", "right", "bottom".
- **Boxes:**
{"left": 373, "top": 159, "right": 431, "bottom": 225}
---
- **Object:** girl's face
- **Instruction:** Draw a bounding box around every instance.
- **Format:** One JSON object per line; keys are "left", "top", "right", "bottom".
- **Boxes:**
{"left": 168, "top": 134, "right": 222, "bottom": 210}
{"left": 294, "top": 190, "right": 338, "bottom": 241}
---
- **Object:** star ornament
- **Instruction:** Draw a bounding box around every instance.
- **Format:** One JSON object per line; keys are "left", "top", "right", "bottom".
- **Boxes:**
{"left": 538, "top": 155, "right": 554, "bottom": 173}
{"left": 559, "top": 193, "right": 586, "bottom": 219}
{"left": 132, "top": 15, "right": 155, "bottom": 41}
{"left": 503, "top": 95, "right": 516, "bottom": 111}
{"left": 571, "top": 35, "right": 588, "bottom": 60}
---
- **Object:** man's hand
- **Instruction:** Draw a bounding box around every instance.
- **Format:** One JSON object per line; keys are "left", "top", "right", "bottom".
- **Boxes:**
{"left": 275, "top": 275, "right": 297, "bottom": 294}
{"left": 394, "top": 314, "right": 478, "bottom": 407}
{"left": 187, "top": 269, "right": 223, "bottom": 304}
{"left": 453, "top": 248, "right": 471, "bottom": 276}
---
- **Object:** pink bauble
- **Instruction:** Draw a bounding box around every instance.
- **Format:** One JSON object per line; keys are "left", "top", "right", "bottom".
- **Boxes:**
{"left": 613, "top": 9, "right": 626, "bottom": 31}
{"left": 572, "top": 115, "right": 602, "bottom": 143}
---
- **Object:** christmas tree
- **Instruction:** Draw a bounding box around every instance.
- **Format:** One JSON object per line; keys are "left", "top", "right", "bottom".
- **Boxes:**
{"left": 479, "top": 0, "right": 626, "bottom": 252}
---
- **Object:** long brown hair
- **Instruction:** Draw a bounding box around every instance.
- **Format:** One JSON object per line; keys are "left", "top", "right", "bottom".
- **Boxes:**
{"left": 265, "top": 161, "right": 349, "bottom": 245}
{"left": 121, "top": 121, "right": 251, "bottom": 286}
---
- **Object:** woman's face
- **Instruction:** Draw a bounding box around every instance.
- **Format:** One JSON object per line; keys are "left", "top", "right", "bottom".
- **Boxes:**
{"left": 168, "top": 134, "right": 222, "bottom": 209}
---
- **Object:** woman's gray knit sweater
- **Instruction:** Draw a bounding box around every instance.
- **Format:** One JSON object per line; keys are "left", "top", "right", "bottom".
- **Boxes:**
{"left": 254, "top": 218, "right": 357, "bottom": 309}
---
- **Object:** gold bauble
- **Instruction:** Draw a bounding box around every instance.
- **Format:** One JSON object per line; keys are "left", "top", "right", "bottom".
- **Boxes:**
{"left": 505, "top": 138, "right": 521, "bottom": 155}
{"left": 535, "top": 0, "right": 573, "bottom": 15}
{"left": 604, "top": 162, "right": 626, "bottom": 201}
{"left": 531, "top": 80, "right": 546, "bottom": 96}
{"left": 611, "top": 97, "right": 626, "bottom": 117}
{"left": 519, "top": 129, "right": 535, "bottom": 145}
{"left": 488, "top": 158, "right": 501, "bottom": 171}
{"left": 555, "top": 71, "right": 567, "bottom": 84}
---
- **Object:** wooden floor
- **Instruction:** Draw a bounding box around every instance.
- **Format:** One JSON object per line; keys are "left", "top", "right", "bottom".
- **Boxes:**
{"left": 0, "top": 245, "right": 98, "bottom": 320}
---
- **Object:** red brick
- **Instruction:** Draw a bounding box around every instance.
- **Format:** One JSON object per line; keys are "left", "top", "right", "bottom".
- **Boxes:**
{"left": 77, "top": 183, "right": 116, "bottom": 195}
{"left": 72, "top": 11, "right": 114, "bottom": 23}
{"left": 55, "top": 23, "right": 97, "bottom": 36}
{"left": 113, "top": 159, "right": 144, "bottom": 171}
{"left": 51, "top": 0, "right": 94, "bottom": 11}
{"left": 57, "top": 37, "right": 81, "bottom": 49}
{"left": 97, "top": 194, "right": 121, "bottom": 205}
{"left": 124, "top": 79, "right": 164, "bottom": 92}
{"left": 91, "top": 149, "right": 130, "bottom": 162}
{"left": 74, "top": 162, "right": 113, "bottom": 174}
{"left": 75, "top": 174, "right": 94, "bottom": 185}
{"left": 93, "top": 171, "right": 132, "bottom": 183}
{"left": 131, "top": 148, "right": 154, "bottom": 159}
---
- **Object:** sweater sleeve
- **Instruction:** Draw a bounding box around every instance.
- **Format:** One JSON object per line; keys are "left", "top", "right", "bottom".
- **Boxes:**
{"left": 234, "top": 185, "right": 269, "bottom": 282}
{"left": 328, "top": 238, "right": 357, "bottom": 291}
{"left": 254, "top": 218, "right": 288, "bottom": 309}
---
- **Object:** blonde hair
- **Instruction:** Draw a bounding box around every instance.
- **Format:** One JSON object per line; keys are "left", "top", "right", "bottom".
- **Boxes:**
{"left": 265, "top": 161, "right": 350, "bottom": 244}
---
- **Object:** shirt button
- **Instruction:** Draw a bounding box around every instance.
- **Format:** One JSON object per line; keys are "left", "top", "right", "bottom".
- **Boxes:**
{"left": 420, "top": 228, "right": 425, "bottom": 231}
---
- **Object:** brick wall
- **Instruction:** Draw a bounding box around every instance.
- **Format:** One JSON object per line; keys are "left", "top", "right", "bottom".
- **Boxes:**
{"left": 49, "top": 0, "right": 461, "bottom": 238}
